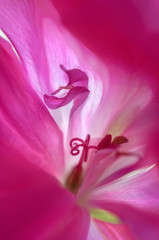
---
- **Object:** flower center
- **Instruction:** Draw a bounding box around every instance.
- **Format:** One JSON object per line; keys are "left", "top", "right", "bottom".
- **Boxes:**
{"left": 65, "top": 134, "right": 128, "bottom": 194}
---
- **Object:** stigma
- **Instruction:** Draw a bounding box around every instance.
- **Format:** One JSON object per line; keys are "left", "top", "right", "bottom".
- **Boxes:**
{"left": 65, "top": 134, "right": 128, "bottom": 194}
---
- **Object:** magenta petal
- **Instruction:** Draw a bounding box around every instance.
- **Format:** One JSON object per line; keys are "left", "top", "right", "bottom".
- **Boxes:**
{"left": 0, "top": 0, "right": 52, "bottom": 93}
{"left": 90, "top": 167, "right": 159, "bottom": 240}
{"left": 53, "top": 205, "right": 90, "bottom": 240}
{"left": 0, "top": 147, "right": 90, "bottom": 240}
{"left": 0, "top": 39, "right": 65, "bottom": 179}
{"left": 53, "top": 0, "right": 159, "bottom": 96}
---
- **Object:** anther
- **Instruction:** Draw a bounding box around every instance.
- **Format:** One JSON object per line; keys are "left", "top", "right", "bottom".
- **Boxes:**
{"left": 98, "top": 134, "right": 128, "bottom": 150}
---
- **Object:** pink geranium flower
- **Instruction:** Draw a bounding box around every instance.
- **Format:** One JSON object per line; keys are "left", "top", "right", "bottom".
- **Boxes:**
{"left": 0, "top": 1, "right": 159, "bottom": 239}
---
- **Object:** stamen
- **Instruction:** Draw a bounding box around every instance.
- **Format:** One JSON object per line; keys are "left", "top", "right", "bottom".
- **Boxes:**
{"left": 97, "top": 134, "right": 112, "bottom": 149}
{"left": 70, "top": 134, "right": 129, "bottom": 164}
{"left": 66, "top": 134, "right": 129, "bottom": 194}
{"left": 112, "top": 136, "right": 128, "bottom": 145}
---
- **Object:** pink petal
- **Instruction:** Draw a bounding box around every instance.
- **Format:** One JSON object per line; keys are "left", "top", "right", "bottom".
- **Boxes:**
{"left": 0, "top": 0, "right": 52, "bottom": 94}
{"left": 90, "top": 167, "right": 159, "bottom": 240}
{"left": 78, "top": 149, "right": 115, "bottom": 196}
{"left": 95, "top": 220, "right": 135, "bottom": 240}
{"left": 52, "top": 0, "right": 159, "bottom": 96}
{"left": 0, "top": 144, "right": 90, "bottom": 240}
{"left": 0, "top": 38, "right": 65, "bottom": 179}
{"left": 41, "top": 15, "right": 82, "bottom": 94}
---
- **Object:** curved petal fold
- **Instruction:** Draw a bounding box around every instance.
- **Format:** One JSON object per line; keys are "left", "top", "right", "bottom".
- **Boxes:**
{"left": 44, "top": 86, "right": 89, "bottom": 109}
{"left": 44, "top": 65, "right": 90, "bottom": 110}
